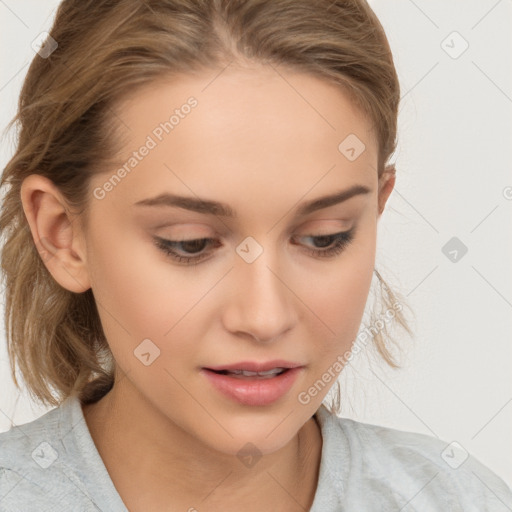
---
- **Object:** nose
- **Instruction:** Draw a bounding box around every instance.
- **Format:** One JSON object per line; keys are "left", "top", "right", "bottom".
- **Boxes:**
{"left": 222, "top": 249, "right": 297, "bottom": 344}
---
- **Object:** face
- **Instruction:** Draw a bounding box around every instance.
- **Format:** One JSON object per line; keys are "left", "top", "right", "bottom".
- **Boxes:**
{"left": 38, "top": 64, "right": 394, "bottom": 457}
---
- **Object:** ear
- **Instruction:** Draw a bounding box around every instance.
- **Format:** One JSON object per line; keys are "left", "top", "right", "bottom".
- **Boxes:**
{"left": 20, "top": 174, "right": 91, "bottom": 293}
{"left": 377, "top": 164, "right": 396, "bottom": 219}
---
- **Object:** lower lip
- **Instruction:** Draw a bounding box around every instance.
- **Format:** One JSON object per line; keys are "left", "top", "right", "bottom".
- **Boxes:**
{"left": 200, "top": 367, "right": 303, "bottom": 406}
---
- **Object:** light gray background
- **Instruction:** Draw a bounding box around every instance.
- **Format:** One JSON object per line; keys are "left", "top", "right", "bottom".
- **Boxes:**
{"left": 1, "top": 0, "right": 511, "bottom": 489}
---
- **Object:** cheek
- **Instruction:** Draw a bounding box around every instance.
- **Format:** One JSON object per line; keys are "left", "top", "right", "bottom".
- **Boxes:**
{"left": 302, "top": 224, "right": 376, "bottom": 352}
{"left": 86, "top": 222, "right": 208, "bottom": 368}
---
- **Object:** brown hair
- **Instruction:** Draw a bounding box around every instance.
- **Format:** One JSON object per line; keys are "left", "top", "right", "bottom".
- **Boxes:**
{"left": 0, "top": 0, "right": 413, "bottom": 415}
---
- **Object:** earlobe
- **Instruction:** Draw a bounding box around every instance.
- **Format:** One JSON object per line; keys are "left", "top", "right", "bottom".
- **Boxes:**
{"left": 377, "top": 164, "right": 396, "bottom": 218}
{"left": 20, "top": 174, "right": 91, "bottom": 293}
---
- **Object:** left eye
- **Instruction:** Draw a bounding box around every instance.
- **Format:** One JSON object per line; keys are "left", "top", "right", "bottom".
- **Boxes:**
{"left": 153, "top": 228, "right": 355, "bottom": 266}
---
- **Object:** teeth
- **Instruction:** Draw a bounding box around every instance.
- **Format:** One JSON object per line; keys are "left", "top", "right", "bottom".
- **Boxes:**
{"left": 226, "top": 367, "right": 286, "bottom": 376}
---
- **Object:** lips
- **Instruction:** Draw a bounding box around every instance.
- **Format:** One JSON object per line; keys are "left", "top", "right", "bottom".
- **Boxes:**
{"left": 201, "top": 366, "right": 304, "bottom": 406}
{"left": 211, "top": 367, "right": 287, "bottom": 378}
{"left": 204, "top": 359, "right": 304, "bottom": 373}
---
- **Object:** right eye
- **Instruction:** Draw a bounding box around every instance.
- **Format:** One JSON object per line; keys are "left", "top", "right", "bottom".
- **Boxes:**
{"left": 153, "top": 236, "right": 220, "bottom": 265}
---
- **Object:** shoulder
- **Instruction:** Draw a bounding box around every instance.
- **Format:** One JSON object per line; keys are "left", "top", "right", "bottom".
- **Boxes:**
{"left": 0, "top": 401, "right": 99, "bottom": 511}
{"left": 318, "top": 407, "right": 512, "bottom": 511}
{"left": 0, "top": 404, "right": 61, "bottom": 482}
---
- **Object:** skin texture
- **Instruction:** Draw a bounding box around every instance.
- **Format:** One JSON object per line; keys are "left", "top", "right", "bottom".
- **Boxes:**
{"left": 20, "top": 63, "right": 395, "bottom": 511}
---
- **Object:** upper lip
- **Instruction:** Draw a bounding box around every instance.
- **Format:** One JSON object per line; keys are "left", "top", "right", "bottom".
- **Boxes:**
{"left": 204, "top": 360, "right": 304, "bottom": 372}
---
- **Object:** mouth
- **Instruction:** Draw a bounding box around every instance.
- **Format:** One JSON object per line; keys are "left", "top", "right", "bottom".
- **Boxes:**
{"left": 205, "top": 367, "right": 290, "bottom": 379}
{"left": 204, "top": 359, "right": 304, "bottom": 373}
{"left": 200, "top": 364, "right": 304, "bottom": 406}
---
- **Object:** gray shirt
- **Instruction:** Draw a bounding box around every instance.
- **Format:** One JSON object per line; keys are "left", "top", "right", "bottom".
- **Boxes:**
{"left": 1, "top": 396, "right": 511, "bottom": 511}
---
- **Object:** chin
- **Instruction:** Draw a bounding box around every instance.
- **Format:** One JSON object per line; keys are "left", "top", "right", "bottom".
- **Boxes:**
{"left": 191, "top": 407, "right": 308, "bottom": 457}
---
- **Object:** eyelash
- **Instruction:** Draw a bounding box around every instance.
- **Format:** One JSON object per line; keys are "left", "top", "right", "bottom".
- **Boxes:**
{"left": 153, "top": 229, "right": 356, "bottom": 266}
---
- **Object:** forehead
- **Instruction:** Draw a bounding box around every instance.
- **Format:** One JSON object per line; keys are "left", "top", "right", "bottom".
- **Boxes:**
{"left": 99, "top": 65, "right": 378, "bottom": 207}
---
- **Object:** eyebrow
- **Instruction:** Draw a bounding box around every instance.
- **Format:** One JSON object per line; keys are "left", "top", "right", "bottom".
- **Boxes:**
{"left": 133, "top": 184, "right": 372, "bottom": 218}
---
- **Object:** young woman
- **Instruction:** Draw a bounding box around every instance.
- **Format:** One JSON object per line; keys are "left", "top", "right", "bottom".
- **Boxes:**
{"left": 1, "top": 1, "right": 511, "bottom": 510}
